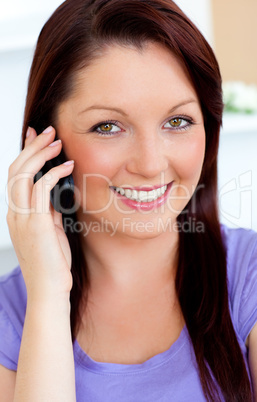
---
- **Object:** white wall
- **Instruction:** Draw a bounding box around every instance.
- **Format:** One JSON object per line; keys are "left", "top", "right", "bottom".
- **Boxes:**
{"left": 0, "top": 0, "right": 256, "bottom": 262}
{"left": 176, "top": 0, "right": 214, "bottom": 45}
{"left": 0, "top": 1, "right": 63, "bottom": 249}
{"left": 218, "top": 115, "right": 257, "bottom": 230}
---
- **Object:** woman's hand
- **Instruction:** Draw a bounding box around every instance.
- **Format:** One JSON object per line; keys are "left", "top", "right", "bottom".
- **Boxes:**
{"left": 7, "top": 127, "right": 77, "bottom": 401}
{"left": 6, "top": 126, "right": 75, "bottom": 301}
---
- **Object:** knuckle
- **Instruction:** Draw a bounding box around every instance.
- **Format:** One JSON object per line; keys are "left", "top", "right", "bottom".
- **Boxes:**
{"left": 8, "top": 162, "right": 15, "bottom": 176}
{"left": 32, "top": 179, "right": 43, "bottom": 196}
{"left": 43, "top": 171, "right": 56, "bottom": 183}
{"left": 7, "top": 209, "right": 18, "bottom": 222}
{"left": 6, "top": 210, "right": 20, "bottom": 229}
{"left": 6, "top": 211, "right": 12, "bottom": 225}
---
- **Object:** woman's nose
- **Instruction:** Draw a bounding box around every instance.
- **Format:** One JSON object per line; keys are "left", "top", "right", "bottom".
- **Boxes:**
{"left": 126, "top": 132, "right": 169, "bottom": 179}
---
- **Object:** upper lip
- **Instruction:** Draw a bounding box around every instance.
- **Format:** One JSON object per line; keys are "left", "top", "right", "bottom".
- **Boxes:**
{"left": 111, "top": 182, "right": 172, "bottom": 191}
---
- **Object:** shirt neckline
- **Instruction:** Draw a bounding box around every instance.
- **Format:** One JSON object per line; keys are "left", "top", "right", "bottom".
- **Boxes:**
{"left": 74, "top": 324, "right": 188, "bottom": 375}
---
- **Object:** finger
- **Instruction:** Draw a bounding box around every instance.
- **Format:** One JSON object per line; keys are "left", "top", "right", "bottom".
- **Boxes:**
{"left": 31, "top": 161, "right": 74, "bottom": 215}
{"left": 7, "top": 140, "right": 63, "bottom": 212}
{"left": 50, "top": 203, "right": 63, "bottom": 228}
{"left": 8, "top": 126, "right": 56, "bottom": 178}
{"left": 19, "top": 139, "right": 63, "bottom": 177}
{"left": 24, "top": 127, "right": 37, "bottom": 147}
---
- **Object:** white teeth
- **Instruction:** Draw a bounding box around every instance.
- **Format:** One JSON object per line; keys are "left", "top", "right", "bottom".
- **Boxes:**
{"left": 125, "top": 189, "right": 132, "bottom": 199}
{"left": 114, "top": 185, "right": 168, "bottom": 202}
{"left": 132, "top": 190, "right": 138, "bottom": 199}
{"left": 147, "top": 190, "right": 155, "bottom": 202}
{"left": 139, "top": 191, "right": 147, "bottom": 201}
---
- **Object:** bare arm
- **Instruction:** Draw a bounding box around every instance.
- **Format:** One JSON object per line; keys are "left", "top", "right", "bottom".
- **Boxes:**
{"left": 14, "top": 296, "right": 75, "bottom": 402}
{"left": 248, "top": 322, "right": 257, "bottom": 401}
{"left": 0, "top": 365, "right": 16, "bottom": 402}
{"left": 6, "top": 126, "right": 76, "bottom": 401}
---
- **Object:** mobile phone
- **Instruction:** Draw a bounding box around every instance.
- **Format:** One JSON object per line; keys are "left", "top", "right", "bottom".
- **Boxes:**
{"left": 34, "top": 151, "right": 74, "bottom": 214}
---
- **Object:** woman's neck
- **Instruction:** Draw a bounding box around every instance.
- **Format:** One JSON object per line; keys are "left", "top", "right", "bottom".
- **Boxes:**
{"left": 77, "top": 229, "right": 184, "bottom": 364}
{"left": 82, "top": 228, "right": 179, "bottom": 297}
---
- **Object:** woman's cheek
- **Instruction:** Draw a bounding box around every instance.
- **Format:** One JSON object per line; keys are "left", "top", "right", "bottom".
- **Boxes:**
{"left": 68, "top": 143, "right": 108, "bottom": 173}
{"left": 70, "top": 143, "right": 124, "bottom": 200}
{"left": 176, "top": 132, "right": 205, "bottom": 181}
{"left": 168, "top": 132, "right": 205, "bottom": 213}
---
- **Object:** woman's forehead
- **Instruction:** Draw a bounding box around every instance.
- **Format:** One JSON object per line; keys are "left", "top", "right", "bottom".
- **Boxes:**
{"left": 64, "top": 42, "right": 199, "bottom": 108}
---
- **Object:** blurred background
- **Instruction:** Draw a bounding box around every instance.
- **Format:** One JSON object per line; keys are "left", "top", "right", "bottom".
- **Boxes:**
{"left": 0, "top": 0, "right": 257, "bottom": 275}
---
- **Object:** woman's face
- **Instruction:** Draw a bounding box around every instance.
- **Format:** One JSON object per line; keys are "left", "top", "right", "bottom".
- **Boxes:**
{"left": 56, "top": 42, "right": 205, "bottom": 239}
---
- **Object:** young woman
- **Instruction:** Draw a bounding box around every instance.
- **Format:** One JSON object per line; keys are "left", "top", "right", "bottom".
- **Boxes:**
{"left": 0, "top": 0, "right": 257, "bottom": 401}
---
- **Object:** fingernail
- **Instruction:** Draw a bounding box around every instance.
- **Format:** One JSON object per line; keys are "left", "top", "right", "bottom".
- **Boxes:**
{"left": 43, "top": 126, "right": 54, "bottom": 134}
{"left": 63, "top": 160, "right": 74, "bottom": 166}
{"left": 26, "top": 127, "right": 32, "bottom": 138}
{"left": 48, "top": 139, "right": 62, "bottom": 147}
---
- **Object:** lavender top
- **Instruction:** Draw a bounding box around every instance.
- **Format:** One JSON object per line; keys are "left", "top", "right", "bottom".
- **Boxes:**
{"left": 1, "top": 225, "right": 257, "bottom": 401}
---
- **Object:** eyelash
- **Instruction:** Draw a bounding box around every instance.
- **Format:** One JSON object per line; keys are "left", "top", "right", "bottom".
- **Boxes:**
{"left": 90, "top": 115, "right": 194, "bottom": 136}
{"left": 91, "top": 120, "right": 121, "bottom": 136}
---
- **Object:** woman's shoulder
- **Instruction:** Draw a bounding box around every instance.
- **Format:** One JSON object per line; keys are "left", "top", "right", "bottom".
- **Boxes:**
{"left": 0, "top": 266, "right": 27, "bottom": 338}
{"left": 221, "top": 224, "right": 257, "bottom": 255}
{"left": 221, "top": 224, "right": 257, "bottom": 287}
{"left": 0, "top": 266, "right": 26, "bottom": 370}
{"left": 221, "top": 224, "right": 257, "bottom": 342}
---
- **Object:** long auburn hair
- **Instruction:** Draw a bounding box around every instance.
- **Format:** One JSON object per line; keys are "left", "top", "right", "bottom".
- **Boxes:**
{"left": 21, "top": 0, "right": 252, "bottom": 400}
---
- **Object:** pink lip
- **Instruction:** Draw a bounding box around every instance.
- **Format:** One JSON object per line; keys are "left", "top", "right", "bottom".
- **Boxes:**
{"left": 111, "top": 181, "right": 173, "bottom": 211}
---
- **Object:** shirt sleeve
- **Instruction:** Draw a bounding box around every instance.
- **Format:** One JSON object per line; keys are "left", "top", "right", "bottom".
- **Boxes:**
{"left": 0, "top": 267, "right": 26, "bottom": 371}
{"left": 0, "top": 305, "right": 20, "bottom": 371}
{"left": 238, "top": 240, "right": 257, "bottom": 342}
{"left": 225, "top": 226, "right": 257, "bottom": 344}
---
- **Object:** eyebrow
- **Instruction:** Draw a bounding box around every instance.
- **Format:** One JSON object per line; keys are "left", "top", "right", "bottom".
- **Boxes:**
{"left": 79, "top": 105, "right": 129, "bottom": 116}
{"left": 78, "top": 99, "right": 198, "bottom": 116}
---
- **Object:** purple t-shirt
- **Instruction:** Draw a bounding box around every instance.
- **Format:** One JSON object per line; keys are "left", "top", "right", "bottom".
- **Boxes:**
{"left": 0, "top": 225, "right": 257, "bottom": 401}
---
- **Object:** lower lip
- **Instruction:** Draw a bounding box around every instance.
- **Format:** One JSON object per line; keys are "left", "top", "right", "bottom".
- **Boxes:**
{"left": 112, "top": 182, "right": 173, "bottom": 211}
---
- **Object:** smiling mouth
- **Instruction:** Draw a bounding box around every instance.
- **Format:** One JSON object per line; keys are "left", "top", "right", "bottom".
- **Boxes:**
{"left": 111, "top": 184, "right": 168, "bottom": 203}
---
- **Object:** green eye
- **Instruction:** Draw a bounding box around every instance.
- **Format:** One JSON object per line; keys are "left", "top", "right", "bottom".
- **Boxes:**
{"left": 164, "top": 116, "right": 192, "bottom": 131}
{"left": 93, "top": 121, "right": 121, "bottom": 135}
{"left": 99, "top": 123, "right": 113, "bottom": 132}
{"left": 169, "top": 118, "right": 183, "bottom": 127}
